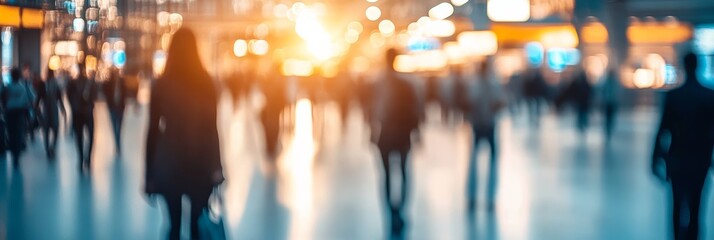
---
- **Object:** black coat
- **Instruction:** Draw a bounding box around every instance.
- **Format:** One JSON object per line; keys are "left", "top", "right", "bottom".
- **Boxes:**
{"left": 145, "top": 80, "right": 223, "bottom": 195}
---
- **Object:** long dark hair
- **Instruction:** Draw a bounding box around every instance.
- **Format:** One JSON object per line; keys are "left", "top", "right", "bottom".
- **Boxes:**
{"left": 46, "top": 67, "right": 55, "bottom": 81}
{"left": 159, "top": 28, "right": 214, "bottom": 97}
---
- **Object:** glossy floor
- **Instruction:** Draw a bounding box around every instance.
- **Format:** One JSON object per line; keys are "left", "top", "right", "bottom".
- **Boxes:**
{"left": 1, "top": 95, "right": 713, "bottom": 240}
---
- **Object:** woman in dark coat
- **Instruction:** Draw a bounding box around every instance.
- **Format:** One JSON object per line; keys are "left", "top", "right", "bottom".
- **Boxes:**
{"left": 145, "top": 28, "right": 224, "bottom": 240}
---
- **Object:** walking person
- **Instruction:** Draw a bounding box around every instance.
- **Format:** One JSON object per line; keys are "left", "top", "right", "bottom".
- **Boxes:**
{"left": 145, "top": 28, "right": 224, "bottom": 240}
{"left": 66, "top": 65, "right": 98, "bottom": 171}
{"left": 602, "top": 70, "right": 619, "bottom": 142}
{"left": 38, "top": 68, "right": 66, "bottom": 159}
{"left": 570, "top": 68, "right": 593, "bottom": 134}
{"left": 22, "top": 64, "right": 42, "bottom": 142}
{"left": 372, "top": 49, "right": 422, "bottom": 238}
{"left": 465, "top": 60, "right": 506, "bottom": 212}
{"left": 652, "top": 53, "right": 714, "bottom": 240}
{"left": 103, "top": 67, "right": 128, "bottom": 156}
{"left": 1, "top": 68, "right": 35, "bottom": 169}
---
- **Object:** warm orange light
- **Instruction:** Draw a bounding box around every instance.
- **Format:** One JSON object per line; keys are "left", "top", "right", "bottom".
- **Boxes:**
{"left": 282, "top": 59, "right": 314, "bottom": 77}
{"left": 443, "top": 41, "right": 467, "bottom": 64}
{"left": 394, "top": 54, "right": 417, "bottom": 73}
{"left": 582, "top": 22, "right": 608, "bottom": 44}
{"left": 0, "top": 5, "right": 21, "bottom": 27}
{"left": 458, "top": 31, "right": 498, "bottom": 56}
{"left": 628, "top": 23, "right": 692, "bottom": 44}
{"left": 491, "top": 23, "right": 577, "bottom": 47}
{"left": 21, "top": 9, "right": 43, "bottom": 29}
{"left": 633, "top": 68, "right": 654, "bottom": 88}
{"left": 48, "top": 55, "right": 61, "bottom": 71}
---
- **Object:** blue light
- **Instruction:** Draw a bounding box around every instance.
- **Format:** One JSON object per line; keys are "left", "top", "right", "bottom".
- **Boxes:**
{"left": 407, "top": 37, "right": 440, "bottom": 52}
{"left": 664, "top": 64, "right": 677, "bottom": 85}
{"left": 73, "top": 18, "right": 85, "bottom": 32}
{"left": 564, "top": 49, "right": 581, "bottom": 66}
{"left": 65, "top": 1, "right": 76, "bottom": 14}
{"left": 547, "top": 48, "right": 567, "bottom": 72}
{"left": 524, "top": 42, "right": 544, "bottom": 67}
{"left": 113, "top": 51, "right": 126, "bottom": 68}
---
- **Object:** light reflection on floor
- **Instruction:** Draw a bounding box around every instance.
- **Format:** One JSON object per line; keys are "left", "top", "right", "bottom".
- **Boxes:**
{"left": 1, "top": 92, "right": 714, "bottom": 239}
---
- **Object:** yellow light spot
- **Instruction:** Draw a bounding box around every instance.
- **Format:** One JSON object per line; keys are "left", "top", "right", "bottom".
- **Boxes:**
{"left": 233, "top": 39, "right": 248, "bottom": 57}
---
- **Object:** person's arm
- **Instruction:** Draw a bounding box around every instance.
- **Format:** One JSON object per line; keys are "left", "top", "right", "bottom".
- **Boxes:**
{"left": 652, "top": 96, "right": 672, "bottom": 182}
{"left": 57, "top": 86, "right": 67, "bottom": 119}
{"left": 144, "top": 87, "right": 162, "bottom": 194}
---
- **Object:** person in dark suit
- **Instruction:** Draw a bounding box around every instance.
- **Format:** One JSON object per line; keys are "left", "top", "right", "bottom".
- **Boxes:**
{"left": 373, "top": 48, "right": 422, "bottom": 238}
{"left": 38, "top": 68, "right": 66, "bottom": 159}
{"left": 145, "top": 28, "right": 224, "bottom": 240}
{"left": 66, "top": 64, "right": 98, "bottom": 171}
{"left": 103, "top": 67, "right": 128, "bottom": 155}
{"left": 652, "top": 53, "right": 714, "bottom": 240}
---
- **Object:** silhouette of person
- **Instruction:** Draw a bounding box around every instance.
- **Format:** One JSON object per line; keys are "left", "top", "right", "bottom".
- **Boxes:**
{"left": 38, "top": 68, "right": 66, "bottom": 159}
{"left": 652, "top": 53, "right": 714, "bottom": 240}
{"left": 602, "top": 70, "right": 619, "bottom": 142}
{"left": 103, "top": 67, "right": 128, "bottom": 155}
{"left": 523, "top": 68, "right": 548, "bottom": 126}
{"left": 373, "top": 48, "right": 422, "bottom": 238}
{"left": 145, "top": 28, "right": 224, "bottom": 240}
{"left": 465, "top": 60, "right": 506, "bottom": 212}
{"left": 569, "top": 68, "right": 593, "bottom": 134}
{"left": 2, "top": 68, "right": 35, "bottom": 169}
{"left": 260, "top": 67, "right": 288, "bottom": 160}
{"left": 22, "top": 63, "right": 41, "bottom": 142}
{"left": 66, "top": 64, "right": 98, "bottom": 171}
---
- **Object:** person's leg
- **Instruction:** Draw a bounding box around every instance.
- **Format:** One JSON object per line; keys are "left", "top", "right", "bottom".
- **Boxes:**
{"left": 398, "top": 150, "right": 410, "bottom": 212}
{"left": 11, "top": 150, "right": 20, "bottom": 169}
{"left": 44, "top": 123, "right": 51, "bottom": 158}
{"left": 110, "top": 108, "right": 124, "bottom": 153}
{"left": 380, "top": 150, "right": 393, "bottom": 211}
{"left": 671, "top": 178, "right": 687, "bottom": 240}
{"left": 684, "top": 176, "right": 706, "bottom": 240}
{"left": 49, "top": 124, "right": 59, "bottom": 158}
{"left": 163, "top": 193, "right": 183, "bottom": 240}
{"left": 189, "top": 188, "right": 213, "bottom": 239}
{"left": 485, "top": 126, "right": 498, "bottom": 210}
{"left": 72, "top": 117, "right": 84, "bottom": 169}
{"left": 85, "top": 115, "right": 95, "bottom": 168}
{"left": 467, "top": 128, "right": 481, "bottom": 211}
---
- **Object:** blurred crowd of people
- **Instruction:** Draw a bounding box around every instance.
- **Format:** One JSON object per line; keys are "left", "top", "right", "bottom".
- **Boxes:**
{"left": 3, "top": 27, "right": 714, "bottom": 240}
{"left": 0, "top": 63, "right": 136, "bottom": 171}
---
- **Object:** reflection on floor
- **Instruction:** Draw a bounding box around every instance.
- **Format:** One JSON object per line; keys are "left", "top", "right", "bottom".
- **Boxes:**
{"left": 1, "top": 94, "right": 713, "bottom": 240}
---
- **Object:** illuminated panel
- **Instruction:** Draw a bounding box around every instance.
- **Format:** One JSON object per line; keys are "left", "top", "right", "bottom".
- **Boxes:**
{"left": 628, "top": 23, "right": 692, "bottom": 44}
{"left": 491, "top": 23, "right": 577, "bottom": 47}
{"left": 21, "top": 9, "right": 44, "bottom": 29}
{"left": 457, "top": 31, "right": 498, "bottom": 56}
{"left": 487, "top": 0, "right": 530, "bottom": 22}
{"left": 0, "top": 5, "right": 21, "bottom": 27}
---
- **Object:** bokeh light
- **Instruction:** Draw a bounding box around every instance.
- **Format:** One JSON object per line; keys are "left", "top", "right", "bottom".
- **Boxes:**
{"left": 366, "top": 6, "right": 382, "bottom": 21}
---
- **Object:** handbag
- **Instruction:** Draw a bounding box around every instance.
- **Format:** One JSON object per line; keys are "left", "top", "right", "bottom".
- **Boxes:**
{"left": 199, "top": 184, "right": 228, "bottom": 240}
